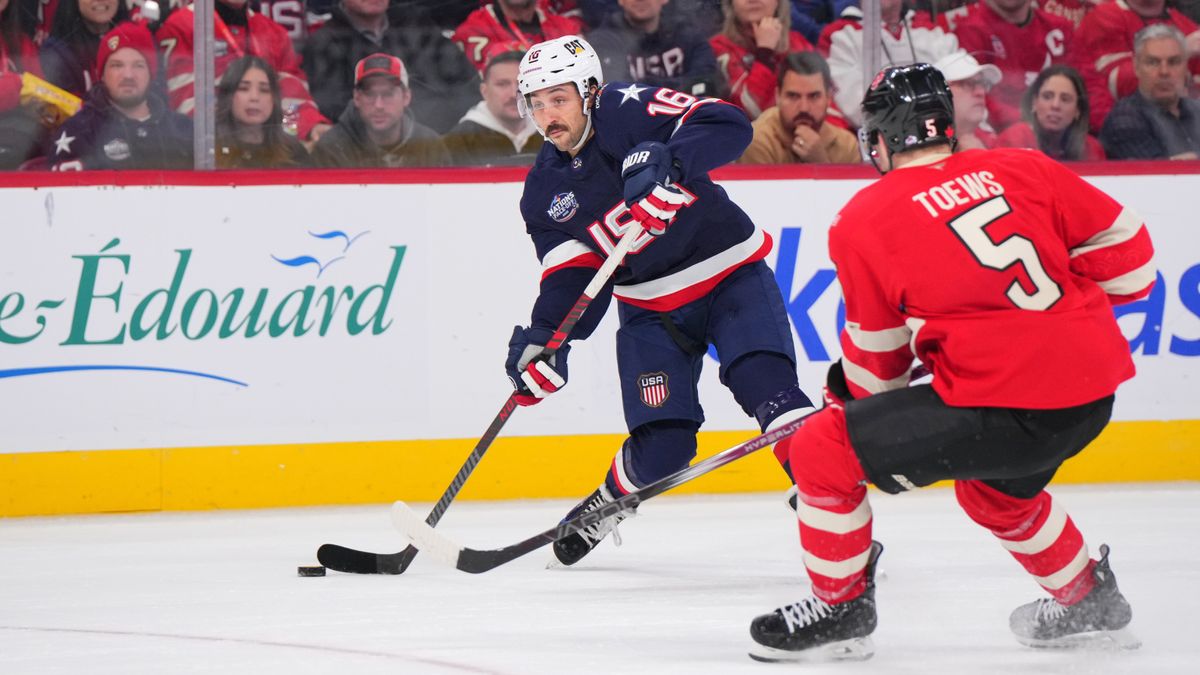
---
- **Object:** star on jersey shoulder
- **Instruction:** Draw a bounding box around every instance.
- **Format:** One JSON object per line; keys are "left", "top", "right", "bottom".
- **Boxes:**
{"left": 615, "top": 83, "right": 648, "bottom": 105}
{"left": 54, "top": 130, "right": 75, "bottom": 155}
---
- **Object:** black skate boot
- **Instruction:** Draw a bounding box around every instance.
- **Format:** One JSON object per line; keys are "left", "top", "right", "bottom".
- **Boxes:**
{"left": 1009, "top": 544, "right": 1140, "bottom": 649}
{"left": 748, "top": 541, "right": 883, "bottom": 663}
{"left": 551, "top": 485, "right": 631, "bottom": 566}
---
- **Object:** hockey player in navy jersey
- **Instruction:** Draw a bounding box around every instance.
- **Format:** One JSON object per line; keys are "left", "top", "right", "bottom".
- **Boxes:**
{"left": 505, "top": 35, "right": 815, "bottom": 567}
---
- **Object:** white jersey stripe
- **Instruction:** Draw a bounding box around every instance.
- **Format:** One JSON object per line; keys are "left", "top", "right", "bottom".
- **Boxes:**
{"left": 998, "top": 500, "right": 1067, "bottom": 555}
{"left": 803, "top": 547, "right": 872, "bottom": 579}
{"left": 1069, "top": 208, "right": 1142, "bottom": 258}
{"left": 1097, "top": 259, "right": 1156, "bottom": 296}
{"left": 1034, "top": 544, "right": 1091, "bottom": 591}
{"left": 541, "top": 240, "right": 596, "bottom": 270}
{"left": 613, "top": 226, "right": 766, "bottom": 301}
{"left": 842, "top": 357, "right": 910, "bottom": 395}
{"left": 798, "top": 498, "right": 872, "bottom": 535}
{"left": 844, "top": 321, "right": 912, "bottom": 353}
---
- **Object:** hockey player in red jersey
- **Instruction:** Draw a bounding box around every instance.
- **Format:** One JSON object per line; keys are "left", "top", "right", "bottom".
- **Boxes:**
{"left": 748, "top": 63, "right": 1154, "bottom": 663}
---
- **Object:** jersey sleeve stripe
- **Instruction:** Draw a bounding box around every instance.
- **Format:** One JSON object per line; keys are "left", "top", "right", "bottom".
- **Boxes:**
{"left": 541, "top": 239, "right": 599, "bottom": 270}
{"left": 613, "top": 226, "right": 769, "bottom": 307}
{"left": 1095, "top": 259, "right": 1156, "bottom": 297}
{"left": 844, "top": 321, "right": 912, "bottom": 352}
{"left": 842, "top": 357, "right": 911, "bottom": 395}
{"left": 797, "top": 497, "right": 873, "bottom": 535}
{"left": 670, "top": 97, "right": 726, "bottom": 137}
{"left": 1069, "top": 207, "right": 1142, "bottom": 258}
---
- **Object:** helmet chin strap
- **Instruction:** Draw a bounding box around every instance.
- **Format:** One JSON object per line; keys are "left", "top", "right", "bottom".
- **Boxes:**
{"left": 568, "top": 112, "right": 593, "bottom": 153}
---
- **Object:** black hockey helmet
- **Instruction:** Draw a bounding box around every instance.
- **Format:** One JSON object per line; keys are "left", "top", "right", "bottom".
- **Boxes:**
{"left": 860, "top": 63, "right": 956, "bottom": 167}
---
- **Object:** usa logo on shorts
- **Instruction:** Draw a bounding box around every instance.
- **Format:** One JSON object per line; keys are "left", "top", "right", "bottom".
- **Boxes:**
{"left": 547, "top": 192, "right": 579, "bottom": 222}
{"left": 638, "top": 372, "right": 669, "bottom": 408}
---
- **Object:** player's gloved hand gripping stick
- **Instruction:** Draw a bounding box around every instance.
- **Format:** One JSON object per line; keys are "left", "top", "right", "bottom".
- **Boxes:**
{"left": 621, "top": 141, "right": 689, "bottom": 236}
{"left": 317, "top": 221, "right": 648, "bottom": 574}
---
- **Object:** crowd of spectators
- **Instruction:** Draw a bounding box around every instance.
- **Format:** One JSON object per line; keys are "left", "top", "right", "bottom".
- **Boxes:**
{"left": 1, "top": 0, "right": 1198, "bottom": 171}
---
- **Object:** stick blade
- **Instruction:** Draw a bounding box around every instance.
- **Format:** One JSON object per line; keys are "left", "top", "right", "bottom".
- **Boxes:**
{"left": 390, "top": 501, "right": 462, "bottom": 567}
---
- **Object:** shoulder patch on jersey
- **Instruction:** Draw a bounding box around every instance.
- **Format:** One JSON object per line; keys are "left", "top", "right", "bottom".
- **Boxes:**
{"left": 615, "top": 83, "right": 649, "bottom": 105}
{"left": 547, "top": 191, "right": 580, "bottom": 223}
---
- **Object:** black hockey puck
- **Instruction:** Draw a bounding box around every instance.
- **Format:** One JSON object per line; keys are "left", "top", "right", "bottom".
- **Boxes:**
{"left": 297, "top": 565, "right": 326, "bottom": 577}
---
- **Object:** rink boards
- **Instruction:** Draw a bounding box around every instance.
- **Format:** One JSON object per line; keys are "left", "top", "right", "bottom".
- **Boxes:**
{"left": 2, "top": 164, "right": 1198, "bottom": 516}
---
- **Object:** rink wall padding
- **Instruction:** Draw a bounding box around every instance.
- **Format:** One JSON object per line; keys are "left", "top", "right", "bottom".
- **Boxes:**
{"left": 2, "top": 163, "right": 1198, "bottom": 517}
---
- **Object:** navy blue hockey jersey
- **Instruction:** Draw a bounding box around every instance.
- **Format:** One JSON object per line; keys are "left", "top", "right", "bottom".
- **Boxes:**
{"left": 519, "top": 82, "right": 768, "bottom": 336}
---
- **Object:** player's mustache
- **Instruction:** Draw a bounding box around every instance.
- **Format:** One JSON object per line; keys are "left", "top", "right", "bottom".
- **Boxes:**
{"left": 792, "top": 113, "right": 816, "bottom": 126}
{"left": 546, "top": 123, "right": 568, "bottom": 135}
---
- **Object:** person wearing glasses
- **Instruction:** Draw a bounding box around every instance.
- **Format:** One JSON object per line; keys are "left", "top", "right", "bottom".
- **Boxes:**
{"left": 933, "top": 50, "right": 1001, "bottom": 150}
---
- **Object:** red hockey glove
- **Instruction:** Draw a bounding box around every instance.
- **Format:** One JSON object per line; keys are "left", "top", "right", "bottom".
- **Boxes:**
{"left": 629, "top": 183, "right": 689, "bottom": 236}
{"left": 505, "top": 326, "right": 570, "bottom": 406}
{"left": 621, "top": 141, "right": 687, "bottom": 236}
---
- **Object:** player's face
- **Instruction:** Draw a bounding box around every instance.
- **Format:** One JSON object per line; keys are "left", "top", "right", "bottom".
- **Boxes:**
{"left": 354, "top": 78, "right": 411, "bottom": 135}
{"left": 777, "top": 71, "right": 828, "bottom": 133}
{"left": 232, "top": 66, "right": 274, "bottom": 128}
{"left": 732, "top": 0, "right": 777, "bottom": 25}
{"left": 528, "top": 84, "right": 587, "bottom": 152}
{"left": 342, "top": 0, "right": 388, "bottom": 18}
{"left": 79, "top": 0, "right": 119, "bottom": 26}
{"left": 949, "top": 76, "right": 989, "bottom": 128}
{"left": 1135, "top": 36, "right": 1187, "bottom": 107}
{"left": 990, "top": 0, "right": 1031, "bottom": 15}
{"left": 482, "top": 61, "right": 522, "bottom": 124}
{"left": 1031, "top": 74, "right": 1079, "bottom": 133}
{"left": 102, "top": 48, "right": 151, "bottom": 110}
{"left": 619, "top": 0, "right": 669, "bottom": 22}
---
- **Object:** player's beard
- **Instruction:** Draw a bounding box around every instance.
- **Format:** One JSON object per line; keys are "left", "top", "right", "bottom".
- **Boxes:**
{"left": 789, "top": 112, "right": 822, "bottom": 134}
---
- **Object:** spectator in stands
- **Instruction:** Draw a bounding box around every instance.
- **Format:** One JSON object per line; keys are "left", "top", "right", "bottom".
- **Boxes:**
{"left": 821, "top": 0, "right": 958, "bottom": 127}
{"left": 1070, "top": 0, "right": 1200, "bottom": 132}
{"left": 711, "top": 0, "right": 813, "bottom": 119}
{"left": 155, "top": 0, "right": 331, "bottom": 145}
{"left": 934, "top": 49, "right": 999, "bottom": 150}
{"left": 301, "top": 0, "right": 479, "bottom": 135}
{"left": 50, "top": 22, "right": 192, "bottom": 170}
{"left": 1, "top": 0, "right": 45, "bottom": 168}
{"left": 587, "top": 0, "right": 719, "bottom": 97}
{"left": 949, "top": 0, "right": 1073, "bottom": 133}
{"left": 740, "top": 50, "right": 859, "bottom": 163}
{"left": 442, "top": 48, "right": 541, "bottom": 166}
{"left": 40, "top": 0, "right": 131, "bottom": 97}
{"left": 453, "top": 0, "right": 583, "bottom": 73}
{"left": 1101, "top": 24, "right": 1200, "bottom": 160}
{"left": 996, "top": 64, "right": 1104, "bottom": 161}
{"left": 215, "top": 55, "right": 308, "bottom": 168}
{"left": 310, "top": 52, "right": 449, "bottom": 167}
{"left": 790, "top": 0, "right": 837, "bottom": 45}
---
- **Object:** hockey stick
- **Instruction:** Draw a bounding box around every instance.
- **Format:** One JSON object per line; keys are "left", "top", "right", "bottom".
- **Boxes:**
{"left": 389, "top": 413, "right": 809, "bottom": 574}
{"left": 317, "top": 223, "right": 646, "bottom": 574}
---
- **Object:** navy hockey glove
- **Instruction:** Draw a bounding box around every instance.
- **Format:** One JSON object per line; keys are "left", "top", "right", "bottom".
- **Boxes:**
{"left": 620, "top": 141, "right": 688, "bottom": 236}
{"left": 822, "top": 359, "right": 856, "bottom": 410}
{"left": 506, "top": 326, "right": 570, "bottom": 406}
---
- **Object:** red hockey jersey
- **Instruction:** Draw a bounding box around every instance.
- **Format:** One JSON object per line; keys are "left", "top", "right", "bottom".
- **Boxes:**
{"left": 829, "top": 148, "right": 1154, "bottom": 409}
{"left": 952, "top": 2, "right": 1073, "bottom": 132}
{"left": 1069, "top": 0, "right": 1200, "bottom": 132}
{"left": 156, "top": 4, "right": 329, "bottom": 140}
{"left": 452, "top": 2, "right": 583, "bottom": 72}
{"left": 710, "top": 31, "right": 813, "bottom": 119}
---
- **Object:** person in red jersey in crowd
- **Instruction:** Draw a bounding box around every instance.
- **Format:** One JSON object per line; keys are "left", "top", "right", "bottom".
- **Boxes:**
{"left": 748, "top": 62, "right": 1152, "bottom": 664}
{"left": 1, "top": 0, "right": 48, "bottom": 168}
{"left": 156, "top": 0, "right": 331, "bottom": 144}
{"left": 820, "top": 0, "right": 958, "bottom": 127}
{"left": 1069, "top": 0, "right": 1200, "bottom": 132}
{"left": 453, "top": 0, "right": 583, "bottom": 72}
{"left": 934, "top": 49, "right": 999, "bottom": 149}
{"left": 949, "top": 0, "right": 1073, "bottom": 133}
{"left": 710, "top": 0, "right": 813, "bottom": 119}
{"left": 996, "top": 64, "right": 1105, "bottom": 161}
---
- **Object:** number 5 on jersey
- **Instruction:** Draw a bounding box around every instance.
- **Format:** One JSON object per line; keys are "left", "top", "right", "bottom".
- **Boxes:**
{"left": 947, "top": 196, "right": 1063, "bottom": 311}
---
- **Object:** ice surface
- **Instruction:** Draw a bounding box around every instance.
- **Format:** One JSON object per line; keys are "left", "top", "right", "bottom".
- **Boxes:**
{"left": 2, "top": 484, "right": 1197, "bottom": 674}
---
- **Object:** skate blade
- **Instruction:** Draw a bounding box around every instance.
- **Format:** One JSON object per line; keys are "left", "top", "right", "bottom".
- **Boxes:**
{"left": 748, "top": 636, "right": 875, "bottom": 663}
{"left": 1017, "top": 626, "right": 1141, "bottom": 651}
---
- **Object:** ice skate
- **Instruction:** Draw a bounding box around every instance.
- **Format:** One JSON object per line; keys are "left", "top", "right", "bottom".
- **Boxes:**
{"left": 550, "top": 485, "right": 631, "bottom": 566}
{"left": 1009, "top": 544, "right": 1140, "bottom": 650}
{"left": 748, "top": 541, "right": 883, "bottom": 663}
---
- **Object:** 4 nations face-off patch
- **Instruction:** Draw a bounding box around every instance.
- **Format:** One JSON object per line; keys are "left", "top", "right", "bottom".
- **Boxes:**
{"left": 638, "top": 372, "right": 669, "bottom": 407}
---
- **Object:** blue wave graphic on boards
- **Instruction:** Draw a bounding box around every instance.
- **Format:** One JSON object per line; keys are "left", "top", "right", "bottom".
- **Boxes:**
{"left": 271, "top": 229, "right": 370, "bottom": 277}
{"left": 270, "top": 254, "right": 344, "bottom": 277}
{"left": 307, "top": 229, "right": 370, "bottom": 252}
{"left": 0, "top": 365, "right": 248, "bottom": 387}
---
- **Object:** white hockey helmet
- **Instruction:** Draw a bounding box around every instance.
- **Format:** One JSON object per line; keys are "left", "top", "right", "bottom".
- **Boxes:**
{"left": 516, "top": 35, "right": 603, "bottom": 119}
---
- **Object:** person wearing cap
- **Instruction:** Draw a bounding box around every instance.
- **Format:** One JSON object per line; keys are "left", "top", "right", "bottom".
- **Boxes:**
{"left": 310, "top": 52, "right": 450, "bottom": 167}
{"left": 300, "top": 0, "right": 478, "bottom": 134}
{"left": 948, "top": 0, "right": 1074, "bottom": 133}
{"left": 442, "top": 48, "right": 541, "bottom": 166}
{"left": 1101, "top": 24, "right": 1200, "bottom": 160}
{"left": 933, "top": 49, "right": 1001, "bottom": 150}
{"left": 49, "top": 21, "right": 193, "bottom": 170}
{"left": 739, "top": 51, "right": 861, "bottom": 164}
